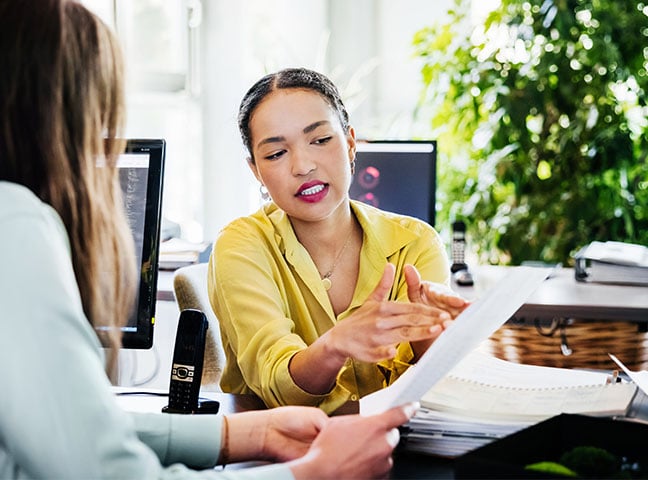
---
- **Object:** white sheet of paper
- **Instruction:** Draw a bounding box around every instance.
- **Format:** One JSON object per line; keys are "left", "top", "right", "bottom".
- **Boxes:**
{"left": 449, "top": 350, "right": 611, "bottom": 389}
{"left": 609, "top": 354, "right": 648, "bottom": 395}
{"left": 359, "top": 266, "right": 552, "bottom": 416}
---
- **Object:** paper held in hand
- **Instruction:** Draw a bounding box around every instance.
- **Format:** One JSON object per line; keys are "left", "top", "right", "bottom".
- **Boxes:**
{"left": 359, "top": 266, "right": 553, "bottom": 416}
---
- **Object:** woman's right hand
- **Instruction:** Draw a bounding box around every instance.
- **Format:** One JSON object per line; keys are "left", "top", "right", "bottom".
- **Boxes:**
{"left": 326, "top": 263, "right": 451, "bottom": 363}
{"left": 288, "top": 402, "right": 418, "bottom": 480}
{"left": 289, "top": 264, "right": 451, "bottom": 395}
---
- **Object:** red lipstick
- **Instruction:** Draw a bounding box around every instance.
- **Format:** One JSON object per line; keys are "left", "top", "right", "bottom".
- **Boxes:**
{"left": 296, "top": 181, "right": 329, "bottom": 203}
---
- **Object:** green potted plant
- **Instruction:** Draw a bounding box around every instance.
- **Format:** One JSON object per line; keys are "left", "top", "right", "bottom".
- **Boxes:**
{"left": 413, "top": 0, "right": 648, "bottom": 265}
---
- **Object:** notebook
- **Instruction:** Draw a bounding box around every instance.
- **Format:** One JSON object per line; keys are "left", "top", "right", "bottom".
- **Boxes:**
{"left": 421, "top": 351, "right": 637, "bottom": 422}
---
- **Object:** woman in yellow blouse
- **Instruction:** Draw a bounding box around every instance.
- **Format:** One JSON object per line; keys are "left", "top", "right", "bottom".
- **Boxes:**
{"left": 208, "top": 67, "right": 469, "bottom": 414}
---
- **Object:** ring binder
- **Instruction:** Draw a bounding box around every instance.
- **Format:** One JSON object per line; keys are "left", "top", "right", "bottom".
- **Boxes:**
{"left": 574, "top": 241, "right": 648, "bottom": 286}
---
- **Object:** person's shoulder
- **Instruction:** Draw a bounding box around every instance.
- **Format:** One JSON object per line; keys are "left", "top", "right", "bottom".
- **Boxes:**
{"left": 214, "top": 202, "right": 287, "bottom": 249}
{"left": 219, "top": 203, "right": 279, "bottom": 235}
{"left": 0, "top": 182, "right": 63, "bottom": 231}
{"left": 0, "top": 182, "right": 71, "bottom": 264}
{"left": 0, "top": 181, "right": 44, "bottom": 216}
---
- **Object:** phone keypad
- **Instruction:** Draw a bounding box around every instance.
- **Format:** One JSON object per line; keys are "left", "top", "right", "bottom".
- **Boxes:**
{"left": 169, "top": 384, "right": 194, "bottom": 410}
{"left": 169, "top": 363, "right": 197, "bottom": 411}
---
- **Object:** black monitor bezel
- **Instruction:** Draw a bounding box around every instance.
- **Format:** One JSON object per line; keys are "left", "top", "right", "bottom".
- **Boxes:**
{"left": 120, "top": 139, "right": 165, "bottom": 349}
{"left": 352, "top": 139, "right": 437, "bottom": 226}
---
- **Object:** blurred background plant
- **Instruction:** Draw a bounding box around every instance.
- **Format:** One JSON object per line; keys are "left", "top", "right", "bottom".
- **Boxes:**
{"left": 413, "top": 0, "right": 648, "bottom": 265}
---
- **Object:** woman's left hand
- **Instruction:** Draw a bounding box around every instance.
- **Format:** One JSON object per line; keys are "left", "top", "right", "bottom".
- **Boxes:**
{"left": 261, "top": 407, "right": 329, "bottom": 462}
{"left": 403, "top": 264, "right": 470, "bottom": 358}
{"left": 224, "top": 406, "right": 328, "bottom": 463}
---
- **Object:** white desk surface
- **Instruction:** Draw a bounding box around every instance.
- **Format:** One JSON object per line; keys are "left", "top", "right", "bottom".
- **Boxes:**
{"left": 454, "top": 265, "right": 648, "bottom": 323}
{"left": 113, "top": 387, "right": 172, "bottom": 413}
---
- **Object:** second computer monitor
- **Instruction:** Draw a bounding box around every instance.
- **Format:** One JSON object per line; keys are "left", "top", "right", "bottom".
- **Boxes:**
{"left": 350, "top": 140, "right": 437, "bottom": 226}
{"left": 116, "top": 139, "right": 166, "bottom": 349}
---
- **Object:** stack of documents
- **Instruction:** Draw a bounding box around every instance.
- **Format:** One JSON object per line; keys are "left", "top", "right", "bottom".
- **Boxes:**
{"left": 402, "top": 407, "right": 530, "bottom": 458}
{"left": 399, "top": 351, "right": 637, "bottom": 458}
{"left": 159, "top": 238, "right": 210, "bottom": 270}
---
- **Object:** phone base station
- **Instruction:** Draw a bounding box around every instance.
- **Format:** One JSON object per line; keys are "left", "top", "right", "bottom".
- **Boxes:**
{"left": 162, "top": 399, "right": 220, "bottom": 415}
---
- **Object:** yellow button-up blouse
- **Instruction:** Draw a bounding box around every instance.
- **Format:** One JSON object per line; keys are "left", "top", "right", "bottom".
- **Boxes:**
{"left": 207, "top": 200, "right": 450, "bottom": 414}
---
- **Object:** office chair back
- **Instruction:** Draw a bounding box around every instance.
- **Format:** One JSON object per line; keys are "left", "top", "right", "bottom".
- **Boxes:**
{"left": 173, "top": 262, "right": 225, "bottom": 391}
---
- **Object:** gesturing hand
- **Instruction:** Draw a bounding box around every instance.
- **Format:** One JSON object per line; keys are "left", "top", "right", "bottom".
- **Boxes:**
{"left": 403, "top": 264, "right": 470, "bottom": 359}
{"left": 327, "top": 264, "right": 451, "bottom": 363}
{"left": 403, "top": 264, "right": 469, "bottom": 318}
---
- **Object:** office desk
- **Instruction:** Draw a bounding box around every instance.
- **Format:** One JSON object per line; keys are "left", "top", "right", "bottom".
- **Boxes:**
{"left": 147, "top": 267, "right": 648, "bottom": 477}
{"left": 114, "top": 388, "right": 266, "bottom": 414}
{"left": 114, "top": 387, "right": 648, "bottom": 479}
{"left": 454, "top": 266, "right": 648, "bottom": 323}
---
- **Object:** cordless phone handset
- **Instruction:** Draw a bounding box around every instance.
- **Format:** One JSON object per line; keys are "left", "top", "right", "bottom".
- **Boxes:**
{"left": 162, "top": 309, "right": 219, "bottom": 414}
{"left": 450, "top": 221, "right": 474, "bottom": 286}
{"left": 451, "top": 221, "right": 468, "bottom": 273}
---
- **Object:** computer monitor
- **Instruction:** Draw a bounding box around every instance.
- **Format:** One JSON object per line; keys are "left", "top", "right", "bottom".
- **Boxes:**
{"left": 350, "top": 140, "right": 437, "bottom": 226}
{"left": 114, "top": 139, "right": 165, "bottom": 349}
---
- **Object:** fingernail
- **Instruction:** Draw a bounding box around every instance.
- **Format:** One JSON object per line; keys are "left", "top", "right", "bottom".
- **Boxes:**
{"left": 386, "top": 428, "right": 400, "bottom": 447}
{"left": 404, "top": 402, "right": 419, "bottom": 417}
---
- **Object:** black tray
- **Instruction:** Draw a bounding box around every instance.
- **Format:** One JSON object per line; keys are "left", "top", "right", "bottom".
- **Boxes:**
{"left": 455, "top": 414, "right": 648, "bottom": 478}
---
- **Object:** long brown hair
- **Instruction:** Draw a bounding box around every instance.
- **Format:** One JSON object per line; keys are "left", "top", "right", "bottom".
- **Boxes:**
{"left": 0, "top": 0, "right": 136, "bottom": 381}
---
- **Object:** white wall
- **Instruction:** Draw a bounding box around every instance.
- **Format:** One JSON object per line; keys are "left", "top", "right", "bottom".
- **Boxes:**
{"left": 327, "top": 0, "right": 451, "bottom": 139}
{"left": 200, "top": 0, "right": 331, "bottom": 242}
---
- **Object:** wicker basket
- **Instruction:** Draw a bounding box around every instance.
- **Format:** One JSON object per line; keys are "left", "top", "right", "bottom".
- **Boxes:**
{"left": 481, "top": 318, "right": 648, "bottom": 371}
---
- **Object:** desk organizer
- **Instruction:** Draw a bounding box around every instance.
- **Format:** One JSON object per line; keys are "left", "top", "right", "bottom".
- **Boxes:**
{"left": 484, "top": 318, "right": 648, "bottom": 371}
{"left": 455, "top": 413, "right": 648, "bottom": 479}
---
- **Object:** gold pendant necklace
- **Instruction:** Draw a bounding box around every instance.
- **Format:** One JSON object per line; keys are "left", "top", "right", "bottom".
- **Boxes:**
{"left": 320, "top": 228, "right": 353, "bottom": 291}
